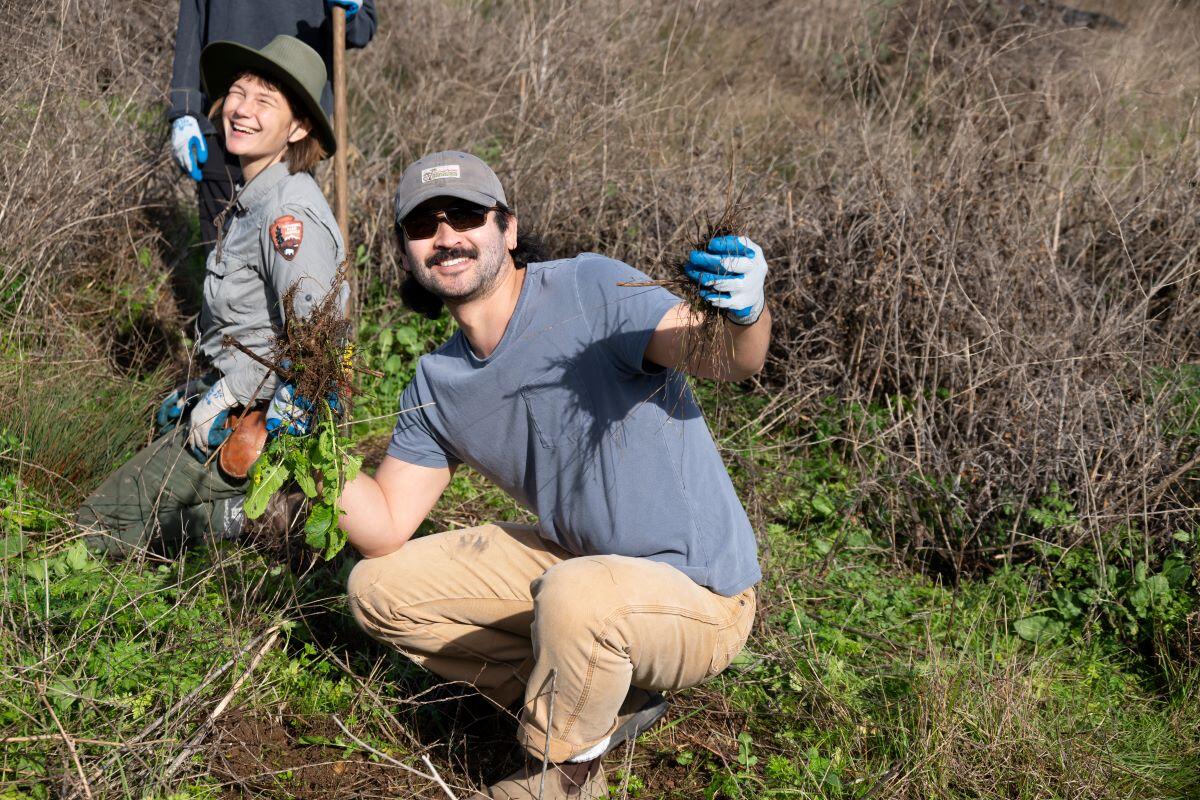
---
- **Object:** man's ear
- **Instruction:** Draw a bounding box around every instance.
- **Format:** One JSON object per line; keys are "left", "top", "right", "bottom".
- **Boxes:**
{"left": 504, "top": 213, "right": 518, "bottom": 253}
{"left": 395, "top": 225, "right": 413, "bottom": 272}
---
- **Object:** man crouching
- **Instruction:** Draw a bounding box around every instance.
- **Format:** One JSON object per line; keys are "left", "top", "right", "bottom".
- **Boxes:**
{"left": 339, "top": 152, "right": 770, "bottom": 799}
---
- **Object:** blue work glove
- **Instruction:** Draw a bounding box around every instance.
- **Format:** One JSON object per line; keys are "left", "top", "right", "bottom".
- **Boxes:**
{"left": 326, "top": 0, "right": 361, "bottom": 20}
{"left": 266, "top": 383, "right": 314, "bottom": 437}
{"left": 266, "top": 382, "right": 343, "bottom": 438}
{"left": 188, "top": 378, "right": 238, "bottom": 455}
{"left": 684, "top": 235, "right": 769, "bottom": 325}
{"left": 171, "top": 116, "right": 208, "bottom": 182}
{"left": 155, "top": 378, "right": 207, "bottom": 433}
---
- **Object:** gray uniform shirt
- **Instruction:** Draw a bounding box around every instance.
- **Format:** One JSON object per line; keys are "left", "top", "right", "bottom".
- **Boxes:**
{"left": 199, "top": 162, "right": 345, "bottom": 404}
{"left": 388, "top": 254, "right": 762, "bottom": 597}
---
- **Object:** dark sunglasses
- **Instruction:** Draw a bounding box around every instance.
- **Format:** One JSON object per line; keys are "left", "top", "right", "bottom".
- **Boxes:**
{"left": 398, "top": 204, "right": 498, "bottom": 240}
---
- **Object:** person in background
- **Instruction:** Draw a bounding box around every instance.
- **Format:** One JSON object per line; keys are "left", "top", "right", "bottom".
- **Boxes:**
{"left": 168, "top": 0, "right": 376, "bottom": 254}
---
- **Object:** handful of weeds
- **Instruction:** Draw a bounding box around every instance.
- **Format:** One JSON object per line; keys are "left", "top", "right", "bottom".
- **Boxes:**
{"left": 233, "top": 264, "right": 370, "bottom": 560}
{"left": 244, "top": 403, "right": 362, "bottom": 560}
{"left": 621, "top": 201, "right": 746, "bottom": 376}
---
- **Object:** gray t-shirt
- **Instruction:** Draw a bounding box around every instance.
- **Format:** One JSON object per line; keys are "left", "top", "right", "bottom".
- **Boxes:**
{"left": 388, "top": 254, "right": 761, "bottom": 596}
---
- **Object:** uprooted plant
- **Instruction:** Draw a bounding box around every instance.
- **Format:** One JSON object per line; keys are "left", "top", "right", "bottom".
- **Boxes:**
{"left": 236, "top": 263, "right": 372, "bottom": 560}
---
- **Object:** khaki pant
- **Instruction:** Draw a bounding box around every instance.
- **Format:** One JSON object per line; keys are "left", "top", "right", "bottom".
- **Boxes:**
{"left": 347, "top": 523, "right": 755, "bottom": 762}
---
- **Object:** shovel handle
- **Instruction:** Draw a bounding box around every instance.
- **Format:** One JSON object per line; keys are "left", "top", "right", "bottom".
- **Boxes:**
{"left": 332, "top": 6, "right": 354, "bottom": 318}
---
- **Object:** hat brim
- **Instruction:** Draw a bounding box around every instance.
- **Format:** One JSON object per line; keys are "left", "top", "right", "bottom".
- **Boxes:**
{"left": 200, "top": 41, "right": 336, "bottom": 156}
{"left": 395, "top": 186, "right": 506, "bottom": 224}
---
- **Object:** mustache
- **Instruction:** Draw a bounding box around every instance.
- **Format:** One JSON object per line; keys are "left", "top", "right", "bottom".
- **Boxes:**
{"left": 425, "top": 246, "right": 478, "bottom": 269}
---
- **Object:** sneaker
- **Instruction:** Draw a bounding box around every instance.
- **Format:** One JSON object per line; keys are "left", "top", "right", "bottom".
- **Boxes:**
{"left": 606, "top": 688, "right": 668, "bottom": 754}
{"left": 470, "top": 757, "right": 606, "bottom": 799}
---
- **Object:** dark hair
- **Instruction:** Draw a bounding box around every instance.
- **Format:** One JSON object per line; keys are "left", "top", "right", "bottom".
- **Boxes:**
{"left": 396, "top": 207, "right": 550, "bottom": 320}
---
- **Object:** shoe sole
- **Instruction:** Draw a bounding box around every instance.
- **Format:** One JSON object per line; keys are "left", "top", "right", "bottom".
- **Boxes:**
{"left": 605, "top": 693, "right": 668, "bottom": 754}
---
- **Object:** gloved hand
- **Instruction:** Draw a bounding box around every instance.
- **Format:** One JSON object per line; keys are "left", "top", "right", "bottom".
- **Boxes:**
{"left": 171, "top": 116, "right": 208, "bottom": 182}
{"left": 155, "top": 378, "right": 207, "bottom": 433}
{"left": 266, "top": 382, "right": 315, "bottom": 437}
{"left": 188, "top": 378, "right": 238, "bottom": 455}
{"left": 684, "top": 235, "right": 769, "bottom": 325}
{"left": 326, "top": 0, "right": 361, "bottom": 20}
{"left": 266, "top": 382, "right": 345, "bottom": 438}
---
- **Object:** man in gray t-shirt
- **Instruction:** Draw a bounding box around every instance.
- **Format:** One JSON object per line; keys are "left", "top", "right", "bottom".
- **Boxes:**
{"left": 340, "top": 152, "right": 772, "bottom": 800}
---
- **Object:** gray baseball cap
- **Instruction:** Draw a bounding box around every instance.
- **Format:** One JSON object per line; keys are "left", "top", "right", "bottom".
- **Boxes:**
{"left": 393, "top": 151, "right": 508, "bottom": 223}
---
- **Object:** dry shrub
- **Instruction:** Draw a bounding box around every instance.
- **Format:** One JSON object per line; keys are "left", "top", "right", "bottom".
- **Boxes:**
{"left": 341, "top": 0, "right": 1199, "bottom": 572}
{"left": 761, "top": 0, "right": 1200, "bottom": 569}
{"left": 2, "top": 0, "right": 1196, "bottom": 570}
{"left": 0, "top": 1, "right": 184, "bottom": 376}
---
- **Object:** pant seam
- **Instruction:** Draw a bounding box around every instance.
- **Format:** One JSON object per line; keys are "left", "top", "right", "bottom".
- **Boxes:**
{"left": 554, "top": 601, "right": 739, "bottom": 747}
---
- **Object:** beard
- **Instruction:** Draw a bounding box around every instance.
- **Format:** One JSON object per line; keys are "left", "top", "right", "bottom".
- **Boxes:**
{"left": 409, "top": 239, "right": 508, "bottom": 303}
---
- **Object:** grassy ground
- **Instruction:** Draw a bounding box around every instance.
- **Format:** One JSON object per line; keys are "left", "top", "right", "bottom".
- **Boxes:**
{"left": 2, "top": 341, "right": 1197, "bottom": 798}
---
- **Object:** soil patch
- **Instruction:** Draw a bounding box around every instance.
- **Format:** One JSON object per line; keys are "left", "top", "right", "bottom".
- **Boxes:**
{"left": 210, "top": 711, "right": 424, "bottom": 798}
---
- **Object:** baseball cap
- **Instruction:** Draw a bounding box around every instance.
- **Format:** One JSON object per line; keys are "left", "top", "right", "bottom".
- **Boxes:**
{"left": 393, "top": 151, "right": 508, "bottom": 223}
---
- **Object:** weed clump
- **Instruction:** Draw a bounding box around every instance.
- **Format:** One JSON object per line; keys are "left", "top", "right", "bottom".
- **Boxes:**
{"left": 620, "top": 201, "right": 748, "bottom": 377}
{"left": 273, "top": 261, "right": 356, "bottom": 411}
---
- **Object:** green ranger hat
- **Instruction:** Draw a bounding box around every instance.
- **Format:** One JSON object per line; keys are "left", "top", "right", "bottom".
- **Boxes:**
{"left": 200, "top": 35, "right": 336, "bottom": 155}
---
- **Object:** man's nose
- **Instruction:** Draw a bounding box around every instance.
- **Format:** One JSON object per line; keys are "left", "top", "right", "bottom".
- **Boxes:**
{"left": 432, "top": 219, "right": 463, "bottom": 248}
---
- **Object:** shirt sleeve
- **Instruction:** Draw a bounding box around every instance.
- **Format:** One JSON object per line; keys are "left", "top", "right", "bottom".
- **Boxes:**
{"left": 346, "top": 0, "right": 378, "bottom": 48}
{"left": 218, "top": 347, "right": 275, "bottom": 406}
{"left": 167, "top": 0, "right": 214, "bottom": 134}
{"left": 574, "top": 254, "right": 682, "bottom": 375}
{"left": 387, "top": 368, "right": 460, "bottom": 468}
{"left": 259, "top": 202, "right": 347, "bottom": 326}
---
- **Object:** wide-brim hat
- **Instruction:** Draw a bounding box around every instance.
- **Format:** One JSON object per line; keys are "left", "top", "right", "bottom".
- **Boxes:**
{"left": 200, "top": 35, "right": 336, "bottom": 156}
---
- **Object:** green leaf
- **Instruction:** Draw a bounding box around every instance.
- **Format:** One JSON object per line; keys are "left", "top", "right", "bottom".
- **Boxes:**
{"left": 1014, "top": 615, "right": 1064, "bottom": 643}
{"left": 292, "top": 463, "right": 318, "bottom": 498}
{"left": 318, "top": 425, "right": 335, "bottom": 461}
{"left": 343, "top": 454, "right": 363, "bottom": 483}
{"left": 304, "top": 503, "right": 334, "bottom": 538}
{"left": 245, "top": 458, "right": 291, "bottom": 519}
{"left": 64, "top": 542, "right": 89, "bottom": 572}
{"left": 811, "top": 494, "right": 835, "bottom": 517}
{"left": 1, "top": 532, "right": 26, "bottom": 560}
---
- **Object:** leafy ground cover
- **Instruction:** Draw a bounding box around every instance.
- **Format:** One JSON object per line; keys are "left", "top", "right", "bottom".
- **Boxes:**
{"left": 2, "top": 369, "right": 1197, "bottom": 798}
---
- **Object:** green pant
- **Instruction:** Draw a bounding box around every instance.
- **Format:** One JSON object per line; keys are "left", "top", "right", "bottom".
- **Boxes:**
{"left": 76, "top": 425, "right": 246, "bottom": 556}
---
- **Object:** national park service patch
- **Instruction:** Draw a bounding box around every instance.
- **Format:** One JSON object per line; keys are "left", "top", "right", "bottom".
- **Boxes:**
{"left": 270, "top": 215, "right": 304, "bottom": 261}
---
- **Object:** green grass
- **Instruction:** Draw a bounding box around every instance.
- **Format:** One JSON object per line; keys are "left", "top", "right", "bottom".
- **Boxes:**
{"left": 1, "top": 340, "right": 1197, "bottom": 799}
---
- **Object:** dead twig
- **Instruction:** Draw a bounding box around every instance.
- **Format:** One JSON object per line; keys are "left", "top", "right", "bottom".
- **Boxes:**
{"left": 330, "top": 715, "right": 460, "bottom": 800}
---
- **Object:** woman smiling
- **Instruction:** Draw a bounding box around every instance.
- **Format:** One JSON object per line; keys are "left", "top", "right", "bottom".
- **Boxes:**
{"left": 77, "top": 36, "right": 345, "bottom": 556}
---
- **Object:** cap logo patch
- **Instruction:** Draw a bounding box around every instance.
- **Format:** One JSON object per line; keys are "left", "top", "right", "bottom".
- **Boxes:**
{"left": 270, "top": 215, "right": 304, "bottom": 261}
{"left": 421, "top": 165, "right": 461, "bottom": 183}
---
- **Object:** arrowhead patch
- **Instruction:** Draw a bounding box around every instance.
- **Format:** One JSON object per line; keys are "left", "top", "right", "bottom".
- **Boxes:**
{"left": 270, "top": 215, "right": 304, "bottom": 261}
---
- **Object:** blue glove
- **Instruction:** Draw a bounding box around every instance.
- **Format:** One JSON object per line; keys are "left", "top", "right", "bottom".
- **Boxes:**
{"left": 155, "top": 378, "right": 206, "bottom": 433}
{"left": 327, "top": 0, "right": 360, "bottom": 20}
{"left": 171, "top": 116, "right": 208, "bottom": 182}
{"left": 188, "top": 378, "right": 237, "bottom": 454}
{"left": 684, "top": 235, "right": 769, "bottom": 325}
{"left": 266, "top": 383, "right": 343, "bottom": 437}
{"left": 266, "top": 383, "right": 314, "bottom": 437}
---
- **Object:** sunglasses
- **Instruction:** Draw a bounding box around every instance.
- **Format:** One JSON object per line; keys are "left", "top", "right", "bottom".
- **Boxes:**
{"left": 398, "top": 204, "right": 498, "bottom": 240}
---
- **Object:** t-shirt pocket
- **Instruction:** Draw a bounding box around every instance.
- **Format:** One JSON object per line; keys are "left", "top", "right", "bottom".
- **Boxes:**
{"left": 520, "top": 369, "right": 594, "bottom": 450}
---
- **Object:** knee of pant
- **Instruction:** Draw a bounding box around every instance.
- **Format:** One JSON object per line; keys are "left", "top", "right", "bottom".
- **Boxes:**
{"left": 532, "top": 558, "right": 625, "bottom": 639}
{"left": 346, "top": 556, "right": 394, "bottom": 630}
{"left": 346, "top": 555, "right": 383, "bottom": 600}
{"left": 345, "top": 551, "right": 426, "bottom": 636}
